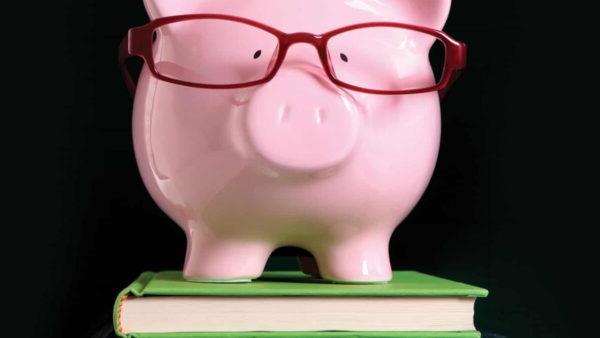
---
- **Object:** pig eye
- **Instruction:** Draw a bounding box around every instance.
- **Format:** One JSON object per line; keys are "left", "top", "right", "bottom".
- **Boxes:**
{"left": 253, "top": 50, "right": 262, "bottom": 59}
{"left": 340, "top": 53, "right": 349, "bottom": 63}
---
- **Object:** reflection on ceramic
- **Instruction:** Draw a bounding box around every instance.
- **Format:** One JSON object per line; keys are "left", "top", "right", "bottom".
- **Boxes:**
{"left": 132, "top": 0, "right": 453, "bottom": 283}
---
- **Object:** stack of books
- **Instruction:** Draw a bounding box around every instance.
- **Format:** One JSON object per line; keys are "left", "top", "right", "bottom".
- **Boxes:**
{"left": 114, "top": 271, "right": 488, "bottom": 338}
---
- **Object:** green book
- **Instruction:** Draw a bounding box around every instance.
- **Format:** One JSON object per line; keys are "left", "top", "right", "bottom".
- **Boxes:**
{"left": 114, "top": 271, "right": 488, "bottom": 338}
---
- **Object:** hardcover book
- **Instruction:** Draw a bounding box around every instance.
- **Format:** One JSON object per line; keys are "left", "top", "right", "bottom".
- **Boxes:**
{"left": 114, "top": 271, "right": 488, "bottom": 338}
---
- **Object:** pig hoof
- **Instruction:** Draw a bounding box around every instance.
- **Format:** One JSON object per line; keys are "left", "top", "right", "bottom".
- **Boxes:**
{"left": 313, "top": 240, "right": 393, "bottom": 283}
{"left": 321, "top": 275, "right": 392, "bottom": 284}
{"left": 183, "top": 236, "right": 272, "bottom": 283}
{"left": 183, "top": 270, "right": 261, "bottom": 283}
{"left": 184, "top": 277, "right": 253, "bottom": 283}
{"left": 316, "top": 263, "right": 393, "bottom": 284}
{"left": 318, "top": 269, "right": 393, "bottom": 284}
{"left": 182, "top": 271, "right": 262, "bottom": 283}
{"left": 326, "top": 277, "right": 390, "bottom": 285}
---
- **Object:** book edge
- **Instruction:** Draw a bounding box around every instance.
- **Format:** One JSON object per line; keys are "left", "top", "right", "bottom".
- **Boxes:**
{"left": 114, "top": 272, "right": 157, "bottom": 338}
{"left": 120, "top": 296, "right": 476, "bottom": 333}
{"left": 389, "top": 272, "right": 488, "bottom": 298}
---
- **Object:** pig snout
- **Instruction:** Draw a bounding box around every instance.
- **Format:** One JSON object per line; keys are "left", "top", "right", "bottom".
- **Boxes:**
{"left": 245, "top": 66, "right": 360, "bottom": 173}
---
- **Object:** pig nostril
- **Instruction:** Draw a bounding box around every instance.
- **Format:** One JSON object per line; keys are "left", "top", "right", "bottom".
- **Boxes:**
{"left": 315, "top": 108, "right": 327, "bottom": 125}
{"left": 340, "top": 53, "right": 349, "bottom": 63}
{"left": 253, "top": 50, "right": 262, "bottom": 59}
{"left": 278, "top": 105, "right": 291, "bottom": 124}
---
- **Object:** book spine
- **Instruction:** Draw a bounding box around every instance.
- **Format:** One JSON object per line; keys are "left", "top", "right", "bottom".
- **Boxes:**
{"left": 113, "top": 272, "right": 157, "bottom": 338}
{"left": 129, "top": 272, "right": 156, "bottom": 296}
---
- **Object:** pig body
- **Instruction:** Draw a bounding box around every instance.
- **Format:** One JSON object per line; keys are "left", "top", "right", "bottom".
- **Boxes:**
{"left": 133, "top": 0, "right": 452, "bottom": 282}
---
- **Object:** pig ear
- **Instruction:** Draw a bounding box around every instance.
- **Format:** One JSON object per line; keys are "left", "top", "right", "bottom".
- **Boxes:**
{"left": 392, "top": 0, "right": 452, "bottom": 30}
{"left": 143, "top": 0, "right": 205, "bottom": 19}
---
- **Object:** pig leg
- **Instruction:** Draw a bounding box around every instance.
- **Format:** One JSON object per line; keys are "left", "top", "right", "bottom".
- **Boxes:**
{"left": 183, "top": 232, "right": 272, "bottom": 282}
{"left": 311, "top": 232, "right": 392, "bottom": 283}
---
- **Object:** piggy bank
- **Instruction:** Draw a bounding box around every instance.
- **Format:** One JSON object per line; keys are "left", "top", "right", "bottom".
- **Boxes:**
{"left": 119, "top": 0, "right": 466, "bottom": 283}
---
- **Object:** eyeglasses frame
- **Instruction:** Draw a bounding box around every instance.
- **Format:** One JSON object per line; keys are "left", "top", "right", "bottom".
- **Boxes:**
{"left": 119, "top": 14, "right": 467, "bottom": 97}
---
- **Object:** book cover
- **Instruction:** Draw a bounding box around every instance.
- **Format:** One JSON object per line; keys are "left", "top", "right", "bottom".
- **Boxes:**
{"left": 114, "top": 271, "right": 488, "bottom": 338}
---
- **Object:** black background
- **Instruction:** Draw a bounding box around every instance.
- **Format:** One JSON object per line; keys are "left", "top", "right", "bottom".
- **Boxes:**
{"left": 4, "top": 1, "right": 594, "bottom": 338}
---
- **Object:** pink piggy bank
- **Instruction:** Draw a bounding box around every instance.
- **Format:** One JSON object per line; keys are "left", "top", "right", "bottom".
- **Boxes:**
{"left": 119, "top": 0, "right": 466, "bottom": 283}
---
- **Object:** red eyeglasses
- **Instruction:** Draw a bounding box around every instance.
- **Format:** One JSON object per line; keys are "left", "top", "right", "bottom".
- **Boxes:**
{"left": 119, "top": 14, "right": 467, "bottom": 97}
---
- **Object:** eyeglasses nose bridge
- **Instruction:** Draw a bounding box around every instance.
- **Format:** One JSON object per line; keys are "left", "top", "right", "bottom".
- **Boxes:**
{"left": 281, "top": 32, "right": 324, "bottom": 47}
{"left": 275, "top": 32, "right": 330, "bottom": 76}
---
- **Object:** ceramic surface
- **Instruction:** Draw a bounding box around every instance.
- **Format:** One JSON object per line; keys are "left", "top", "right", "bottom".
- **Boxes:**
{"left": 133, "top": 0, "right": 453, "bottom": 282}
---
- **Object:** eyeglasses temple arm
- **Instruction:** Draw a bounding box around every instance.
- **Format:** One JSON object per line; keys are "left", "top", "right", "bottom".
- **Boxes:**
{"left": 119, "top": 32, "right": 137, "bottom": 98}
{"left": 439, "top": 42, "right": 467, "bottom": 100}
